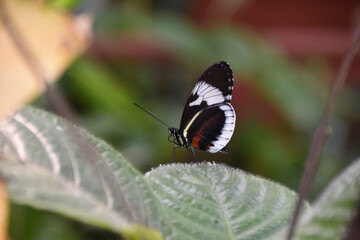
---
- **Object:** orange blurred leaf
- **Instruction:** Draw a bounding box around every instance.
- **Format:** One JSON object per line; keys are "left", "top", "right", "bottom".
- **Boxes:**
{"left": 0, "top": 0, "right": 92, "bottom": 119}
{"left": 0, "top": 177, "right": 8, "bottom": 240}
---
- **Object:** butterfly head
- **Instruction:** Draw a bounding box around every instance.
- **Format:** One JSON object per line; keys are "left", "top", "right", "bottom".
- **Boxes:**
{"left": 168, "top": 127, "right": 178, "bottom": 143}
{"left": 168, "top": 127, "right": 186, "bottom": 147}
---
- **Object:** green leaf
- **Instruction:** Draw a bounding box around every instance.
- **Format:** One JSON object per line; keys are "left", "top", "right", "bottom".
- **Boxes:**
{"left": 1, "top": 106, "right": 315, "bottom": 239}
{"left": 145, "top": 163, "right": 300, "bottom": 240}
{"left": 295, "top": 159, "right": 360, "bottom": 240}
{"left": 0, "top": 107, "right": 162, "bottom": 238}
{"left": 65, "top": 59, "right": 146, "bottom": 130}
{"left": 47, "top": 0, "right": 80, "bottom": 10}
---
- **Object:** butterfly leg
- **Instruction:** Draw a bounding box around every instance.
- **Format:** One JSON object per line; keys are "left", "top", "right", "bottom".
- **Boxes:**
{"left": 190, "top": 146, "right": 195, "bottom": 157}
{"left": 185, "top": 145, "right": 195, "bottom": 157}
{"left": 172, "top": 143, "right": 183, "bottom": 161}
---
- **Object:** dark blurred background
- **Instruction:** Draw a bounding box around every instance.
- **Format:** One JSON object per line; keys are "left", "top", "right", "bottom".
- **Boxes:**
{"left": 12, "top": 0, "right": 360, "bottom": 239}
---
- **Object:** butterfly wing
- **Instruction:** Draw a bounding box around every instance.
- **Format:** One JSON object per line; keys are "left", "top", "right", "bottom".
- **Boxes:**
{"left": 180, "top": 61, "right": 235, "bottom": 153}
{"left": 183, "top": 103, "right": 235, "bottom": 153}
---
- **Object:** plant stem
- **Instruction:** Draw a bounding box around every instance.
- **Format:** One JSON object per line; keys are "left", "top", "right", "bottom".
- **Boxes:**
{"left": 286, "top": 23, "right": 360, "bottom": 240}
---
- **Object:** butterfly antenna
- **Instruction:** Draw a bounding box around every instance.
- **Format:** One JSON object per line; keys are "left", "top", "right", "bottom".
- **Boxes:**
{"left": 134, "top": 103, "right": 171, "bottom": 128}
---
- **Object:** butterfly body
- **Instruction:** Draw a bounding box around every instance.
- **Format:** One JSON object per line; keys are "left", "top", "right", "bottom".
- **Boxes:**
{"left": 168, "top": 61, "right": 236, "bottom": 154}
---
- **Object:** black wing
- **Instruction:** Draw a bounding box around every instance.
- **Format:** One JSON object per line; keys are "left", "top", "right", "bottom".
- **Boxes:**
{"left": 179, "top": 61, "right": 234, "bottom": 130}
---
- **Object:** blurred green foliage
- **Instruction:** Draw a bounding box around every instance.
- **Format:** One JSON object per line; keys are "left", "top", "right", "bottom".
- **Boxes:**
{"left": 47, "top": 0, "right": 80, "bottom": 10}
{"left": 10, "top": 204, "right": 121, "bottom": 240}
{"left": 11, "top": 0, "right": 359, "bottom": 239}
{"left": 67, "top": 3, "right": 332, "bottom": 185}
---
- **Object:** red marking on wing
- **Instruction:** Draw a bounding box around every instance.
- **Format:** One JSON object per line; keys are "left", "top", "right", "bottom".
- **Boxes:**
{"left": 191, "top": 116, "right": 216, "bottom": 149}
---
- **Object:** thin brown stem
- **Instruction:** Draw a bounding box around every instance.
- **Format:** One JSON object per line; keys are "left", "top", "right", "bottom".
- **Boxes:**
{"left": 343, "top": 191, "right": 360, "bottom": 240}
{"left": 286, "top": 23, "right": 360, "bottom": 240}
{"left": 344, "top": 190, "right": 360, "bottom": 240}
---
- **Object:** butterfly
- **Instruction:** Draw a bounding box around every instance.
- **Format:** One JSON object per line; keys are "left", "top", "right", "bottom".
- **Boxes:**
{"left": 135, "top": 61, "right": 236, "bottom": 155}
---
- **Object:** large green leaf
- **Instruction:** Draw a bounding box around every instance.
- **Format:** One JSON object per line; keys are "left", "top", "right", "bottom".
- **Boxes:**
{"left": 145, "top": 163, "right": 300, "bottom": 240}
{"left": 0, "top": 106, "right": 314, "bottom": 239}
{"left": 269, "top": 159, "right": 360, "bottom": 240}
{"left": 0, "top": 107, "right": 162, "bottom": 239}
{"left": 295, "top": 158, "right": 360, "bottom": 240}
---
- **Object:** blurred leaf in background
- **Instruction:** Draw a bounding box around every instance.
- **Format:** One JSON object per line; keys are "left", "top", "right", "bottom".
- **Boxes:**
{"left": 10, "top": 204, "right": 121, "bottom": 240}
{"left": 59, "top": 0, "right": 337, "bottom": 191}
{"left": 0, "top": 0, "right": 91, "bottom": 119}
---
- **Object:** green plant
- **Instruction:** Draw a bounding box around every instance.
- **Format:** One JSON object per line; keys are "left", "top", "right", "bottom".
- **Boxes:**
{"left": 0, "top": 107, "right": 359, "bottom": 239}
